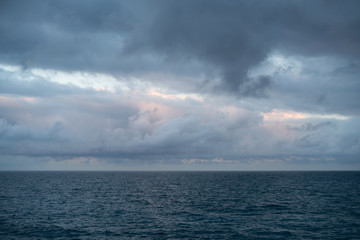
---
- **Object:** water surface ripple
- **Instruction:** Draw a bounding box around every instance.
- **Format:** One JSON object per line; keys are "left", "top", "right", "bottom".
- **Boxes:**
{"left": 0, "top": 171, "right": 359, "bottom": 239}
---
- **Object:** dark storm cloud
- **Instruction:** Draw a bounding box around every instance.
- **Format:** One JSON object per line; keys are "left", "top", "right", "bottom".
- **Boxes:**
{"left": 0, "top": 0, "right": 133, "bottom": 71}
{"left": 116, "top": 0, "right": 360, "bottom": 94}
{"left": 1, "top": 0, "right": 359, "bottom": 96}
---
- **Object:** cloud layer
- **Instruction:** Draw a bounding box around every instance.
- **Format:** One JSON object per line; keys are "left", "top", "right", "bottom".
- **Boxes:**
{"left": 0, "top": 0, "right": 359, "bottom": 170}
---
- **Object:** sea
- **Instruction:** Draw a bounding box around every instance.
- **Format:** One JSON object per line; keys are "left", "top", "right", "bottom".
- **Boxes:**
{"left": 0, "top": 171, "right": 359, "bottom": 239}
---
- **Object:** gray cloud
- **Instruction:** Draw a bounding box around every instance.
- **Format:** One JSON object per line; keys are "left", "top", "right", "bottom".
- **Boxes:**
{"left": 287, "top": 121, "right": 335, "bottom": 132}
{"left": 0, "top": 0, "right": 359, "bottom": 169}
{"left": 267, "top": 57, "right": 360, "bottom": 116}
{"left": 118, "top": 0, "right": 360, "bottom": 95}
{"left": 1, "top": 88, "right": 359, "bottom": 165}
{"left": 1, "top": 0, "right": 359, "bottom": 96}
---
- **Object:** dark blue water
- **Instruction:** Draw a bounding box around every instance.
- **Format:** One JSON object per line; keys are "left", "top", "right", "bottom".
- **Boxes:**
{"left": 0, "top": 171, "right": 359, "bottom": 239}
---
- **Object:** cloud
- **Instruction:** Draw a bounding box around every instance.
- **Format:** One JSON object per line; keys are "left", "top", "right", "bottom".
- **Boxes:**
{"left": 0, "top": 67, "right": 95, "bottom": 96}
{"left": 1, "top": 0, "right": 359, "bottom": 96}
{"left": 0, "top": 0, "right": 359, "bottom": 169}
{"left": 122, "top": 0, "right": 360, "bottom": 95}
{"left": 1, "top": 84, "right": 359, "bottom": 165}
{"left": 287, "top": 121, "right": 335, "bottom": 132}
{"left": 252, "top": 54, "right": 360, "bottom": 116}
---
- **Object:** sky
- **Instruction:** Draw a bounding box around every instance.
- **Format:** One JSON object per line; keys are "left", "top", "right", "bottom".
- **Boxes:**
{"left": 0, "top": 0, "right": 359, "bottom": 170}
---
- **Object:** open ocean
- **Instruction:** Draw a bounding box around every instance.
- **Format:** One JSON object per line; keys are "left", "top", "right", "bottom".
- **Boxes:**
{"left": 0, "top": 171, "right": 359, "bottom": 239}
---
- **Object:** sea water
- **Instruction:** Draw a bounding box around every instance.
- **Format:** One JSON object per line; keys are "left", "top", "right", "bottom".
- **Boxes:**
{"left": 0, "top": 171, "right": 359, "bottom": 239}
